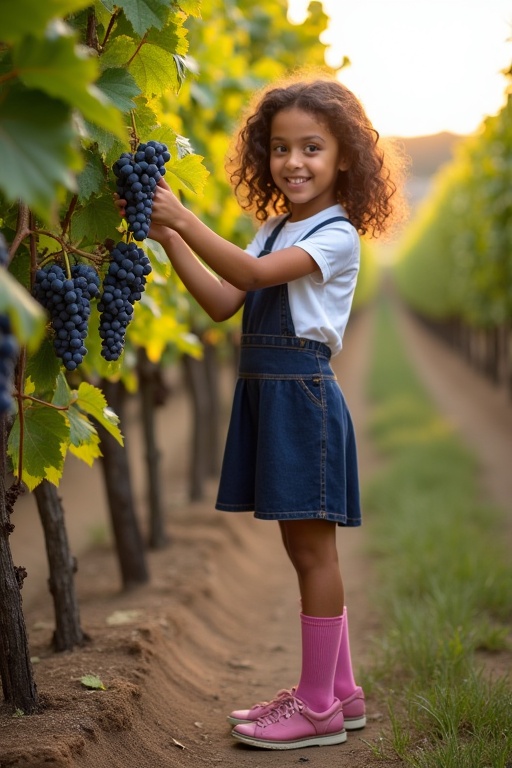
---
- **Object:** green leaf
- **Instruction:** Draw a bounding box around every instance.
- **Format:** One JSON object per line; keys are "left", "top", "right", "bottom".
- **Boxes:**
{"left": 74, "top": 381, "right": 124, "bottom": 445}
{"left": 80, "top": 674, "right": 106, "bottom": 690}
{"left": 128, "top": 42, "right": 180, "bottom": 97}
{"left": 25, "top": 338, "right": 61, "bottom": 394}
{"left": 0, "top": 269, "right": 46, "bottom": 351}
{"left": 70, "top": 193, "right": 122, "bottom": 245}
{"left": 165, "top": 153, "right": 209, "bottom": 196}
{"left": 0, "top": 87, "right": 81, "bottom": 221}
{"left": 8, "top": 404, "right": 68, "bottom": 490}
{"left": 51, "top": 373, "right": 102, "bottom": 465}
{"left": 15, "top": 34, "right": 125, "bottom": 138}
{"left": 117, "top": 0, "right": 169, "bottom": 37}
{"left": 176, "top": 0, "right": 201, "bottom": 17}
{"left": 67, "top": 404, "right": 102, "bottom": 466}
{"left": 77, "top": 151, "right": 106, "bottom": 203}
{"left": 1, "top": 0, "right": 92, "bottom": 43}
{"left": 51, "top": 371, "right": 74, "bottom": 408}
{"left": 95, "top": 68, "right": 142, "bottom": 113}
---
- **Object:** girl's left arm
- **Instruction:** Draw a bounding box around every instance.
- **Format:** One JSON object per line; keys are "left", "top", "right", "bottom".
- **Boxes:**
{"left": 151, "top": 179, "right": 318, "bottom": 289}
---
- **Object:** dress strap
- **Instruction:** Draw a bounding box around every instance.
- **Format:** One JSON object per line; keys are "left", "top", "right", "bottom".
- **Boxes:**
{"left": 261, "top": 214, "right": 291, "bottom": 253}
{"left": 260, "top": 214, "right": 352, "bottom": 257}
{"left": 298, "top": 216, "right": 351, "bottom": 241}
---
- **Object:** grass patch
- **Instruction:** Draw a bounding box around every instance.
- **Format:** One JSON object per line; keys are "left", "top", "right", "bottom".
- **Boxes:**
{"left": 361, "top": 297, "right": 512, "bottom": 767}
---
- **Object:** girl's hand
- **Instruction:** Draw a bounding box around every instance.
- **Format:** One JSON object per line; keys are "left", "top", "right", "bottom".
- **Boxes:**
{"left": 113, "top": 190, "right": 171, "bottom": 245}
{"left": 151, "top": 177, "right": 185, "bottom": 229}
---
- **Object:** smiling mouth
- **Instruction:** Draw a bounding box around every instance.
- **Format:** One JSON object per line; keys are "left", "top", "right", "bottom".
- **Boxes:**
{"left": 286, "top": 177, "right": 310, "bottom": 185}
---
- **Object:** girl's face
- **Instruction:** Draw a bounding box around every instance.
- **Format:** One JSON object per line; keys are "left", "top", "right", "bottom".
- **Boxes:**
{"left": 269, "top": 106, "right": 348, "bottom": 221}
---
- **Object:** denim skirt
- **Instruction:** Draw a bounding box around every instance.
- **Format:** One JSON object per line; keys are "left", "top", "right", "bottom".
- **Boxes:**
{"left": 215, "top": 334, "right": 361, "bottom": 526}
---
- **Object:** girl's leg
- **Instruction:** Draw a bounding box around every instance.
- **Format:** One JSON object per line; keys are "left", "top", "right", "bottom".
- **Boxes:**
{"left": 280, "top": 518, "right": 343, "bottom": 615}
{"left": 280, "top": 519, "right": 343, "bottom": 712}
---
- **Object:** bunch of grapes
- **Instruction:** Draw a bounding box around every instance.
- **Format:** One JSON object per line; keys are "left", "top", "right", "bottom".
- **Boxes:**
{"left": 33, "top": 263, "right": 100, "bottom": 371}
{"left": 0, "top": 231, "right": 9, "bottom": 267}
{"left": 113, "top": 140, "right": 171, "bottom": 241}
{"left": 97, "top": 241, "right": 152, "bottom": 361}
{"left": 0, "top": 315, "right": 18, "bottom": 415}
{"left": 0, "top": 234, "right": 18, "bottom": 414}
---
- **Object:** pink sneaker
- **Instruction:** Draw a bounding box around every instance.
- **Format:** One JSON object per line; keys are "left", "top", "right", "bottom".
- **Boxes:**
{"left": 227, "top": 687, "right": 296, "bottom": 726}
{"left": 231, "top": 695, "right": 346, "bottom": 749}
{"left": 228, "top": 685, "right": 366, "bottom": 730}
{"left": 340, "top": 686, "right": 366, "bottom": 730}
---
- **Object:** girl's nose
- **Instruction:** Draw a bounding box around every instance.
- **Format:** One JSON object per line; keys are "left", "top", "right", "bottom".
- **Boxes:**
{"left": 285, "top": 151, "right": 303, "bottom": 169}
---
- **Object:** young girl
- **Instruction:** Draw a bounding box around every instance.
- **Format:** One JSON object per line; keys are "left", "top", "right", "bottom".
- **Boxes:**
{"left": 118, "top": 74, "right": 405, "bottom": 750}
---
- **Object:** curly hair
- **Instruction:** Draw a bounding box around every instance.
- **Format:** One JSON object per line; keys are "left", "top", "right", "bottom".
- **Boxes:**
{"left": 227, "top": 73, "right": 408, "bottom": 237}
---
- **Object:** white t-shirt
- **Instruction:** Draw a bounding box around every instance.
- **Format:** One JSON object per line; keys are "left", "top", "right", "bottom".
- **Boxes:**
{"left": 245, "top": 204, "right": 360, "bottom": 357}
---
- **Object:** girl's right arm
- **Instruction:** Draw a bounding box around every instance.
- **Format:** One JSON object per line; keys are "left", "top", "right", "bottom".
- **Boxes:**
{"left": 150, "top": 224, "right": 246, "bottom": 322}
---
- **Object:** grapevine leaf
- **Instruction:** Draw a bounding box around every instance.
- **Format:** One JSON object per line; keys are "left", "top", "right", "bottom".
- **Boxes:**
{"left": 67, "top": 404, "right": 102, "bottom": 466}
{"left": 116, "top": 0, "right": 169, "bottom": 37}
{"left": 128, "top": 42, "right": 180, "bottom": 97}
{"left": 25, "top": 338, "right": 61, "bottom": 394}
{"left": 77, "top": 151, "right": 106, "bottom": 203}
{"left": 164, "top": 154, "right": 209, "bottom": 196}
{"left": 0, "top": 269, "right": 46, "bottom": 352}
{"left": 51, "top": 372, "right": 76, "bottom": 408}
{"left": 71, "top": 193, "right": 122, "bottom": 245}
{"left": 80, "top": 674, "right": 106, "bottom": 690}
{"left": 8, "top": 404, "right": 68, "bottom": 490}
{"left": 2, "top": 0, "right": 91, "bottom": 43}
{"left": 0, "top": 88, "right": 81, "bottom": 221}
{"left": 145, "top": 16, "right": 189, "bottom": 57}
{"left": 14, "top": 34, "right": 125, "bottom": 138}
{"left": 95, "top": 68, "right": 142, "bottom": 114}
{"left": 176, "top": 0, "right": 201, "bottom": 17}
{"left": 74, "top": 382, "right": 124, "bottom": 445}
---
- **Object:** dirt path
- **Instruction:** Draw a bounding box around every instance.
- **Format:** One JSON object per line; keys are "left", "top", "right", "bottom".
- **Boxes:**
{"left": 2, "top": 298, "right": 511, "bottom": 768}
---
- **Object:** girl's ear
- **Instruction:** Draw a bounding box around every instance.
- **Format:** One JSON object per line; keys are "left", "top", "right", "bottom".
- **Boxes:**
{"left": 338, "top": 156, "right": 350, "bottom": 172}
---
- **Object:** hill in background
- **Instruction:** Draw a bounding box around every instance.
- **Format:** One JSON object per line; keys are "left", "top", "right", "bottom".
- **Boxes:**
{"left": 395, "top": 131, "right": 466, "bottom": 208}
{"left": 398, "top": 131, "right": 465, "bottom": 177}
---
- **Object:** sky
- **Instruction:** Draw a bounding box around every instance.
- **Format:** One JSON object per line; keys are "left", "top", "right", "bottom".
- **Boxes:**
{"left": 287, "top": 0, "right": 512, "bottom": 137}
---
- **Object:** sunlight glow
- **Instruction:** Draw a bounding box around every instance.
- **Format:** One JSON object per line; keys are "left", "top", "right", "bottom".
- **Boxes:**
{"left": 287, "top": 0, "right": 512, "bottom": 137}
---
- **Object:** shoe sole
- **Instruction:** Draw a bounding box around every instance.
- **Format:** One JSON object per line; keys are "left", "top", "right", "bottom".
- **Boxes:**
{"left": 228, "top": 714, "right": 366, "bottom": 729}
{"left": 231, "top": 728, "right": 347, "bottom": 749}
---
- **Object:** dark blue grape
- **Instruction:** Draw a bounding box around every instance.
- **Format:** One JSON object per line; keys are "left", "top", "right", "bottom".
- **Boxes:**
{"left": 0, "top": 232, "right": 9, "bottom": 267}
{"left": 97, "top": 241, "right": 152, "bottom": 362}
{"left": 32, "top": 263, "right": 99, "bottom": 371}
{"left": 0, "top": 314, "right": 18, "bottom": 414}
{"left": 112, "top": 141, "right": 170, "bottom": 242}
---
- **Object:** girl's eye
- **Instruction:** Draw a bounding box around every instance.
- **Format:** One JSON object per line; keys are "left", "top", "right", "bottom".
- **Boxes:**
{"left": 272, "top": 145, "right": 287, "bottom": 154}
{"left": 305, "top": 144, "right": 319, "bottom": 153}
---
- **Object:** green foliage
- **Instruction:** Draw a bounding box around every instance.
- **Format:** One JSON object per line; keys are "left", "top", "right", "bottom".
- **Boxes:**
{"left": 363, "top": 297, "right": 512, "bottom": 766}
{"left": 352, "top": 239, "right": 378, "bottom": 310}
{"left": 395, "top": 83, "right": 512, "bottom": 328}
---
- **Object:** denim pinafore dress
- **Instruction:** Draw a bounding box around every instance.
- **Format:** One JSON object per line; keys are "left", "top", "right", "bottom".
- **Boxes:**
{"left": 215, "top": 215, "right": 361, "bottom": 527}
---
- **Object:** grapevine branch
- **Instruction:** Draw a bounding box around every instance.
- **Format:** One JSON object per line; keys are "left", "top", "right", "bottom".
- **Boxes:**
{"left": 101, "top": 8, "right": 120, "bottom": 49}
{"left": 9, "top": 203, "right": 31, "bottom": 260}
{"left": 17, "top": 395, "right": 69, "bottom": 411}
{"left": 127, "top": 33, "right": 147, "bottom": 66}
{"left": 61, "top": 195, "right": 78, "bottom": 238}
{"left": 32, "top": 230, "right": 104, "bottom": 266}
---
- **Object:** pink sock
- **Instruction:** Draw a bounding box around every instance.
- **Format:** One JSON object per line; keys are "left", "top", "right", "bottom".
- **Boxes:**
{"left": 295, "top": 613, "right": 343, "bottom": 713}
{"left": 333, "top": 605, "right": 358, "bottom": 701}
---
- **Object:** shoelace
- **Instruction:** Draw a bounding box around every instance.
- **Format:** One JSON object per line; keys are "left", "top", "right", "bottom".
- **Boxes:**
{"left": 256, "top": 695, "right": 305, "bottom": 727}
{"left": 252, "top": 686, "right": 295, "bottom": 709}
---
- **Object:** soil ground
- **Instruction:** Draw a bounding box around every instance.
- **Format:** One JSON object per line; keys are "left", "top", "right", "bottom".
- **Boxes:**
{"left": 1, "top": 296, "right": 511, "bottom": 768}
